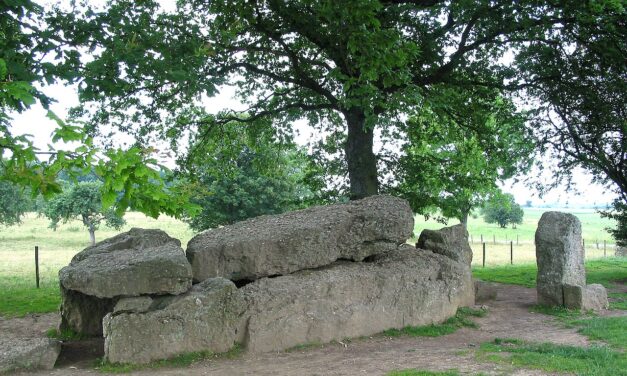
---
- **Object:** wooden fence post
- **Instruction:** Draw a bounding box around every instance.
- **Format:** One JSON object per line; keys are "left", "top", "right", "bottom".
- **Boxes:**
{"left": 510, "top": 241, "right": 513, "bottom": 265}
{"left": 482, "top": 242, "right": 486, "bottom": 268}
{"left": 35, "top": 246, "right": 40, "bottom": 289}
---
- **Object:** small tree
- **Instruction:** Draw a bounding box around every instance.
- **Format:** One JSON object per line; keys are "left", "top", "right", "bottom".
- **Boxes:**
{"left": 43, "top": 181, "right": 125, "bottom": 245}
{"left": 482, "top": 192, "right": 524, "bottom": 229}
{"left": 0, "top": 180, "right": 32, "bottom": 226}
{"left": 184, "top": 120, "right": 314, "bottom": 231}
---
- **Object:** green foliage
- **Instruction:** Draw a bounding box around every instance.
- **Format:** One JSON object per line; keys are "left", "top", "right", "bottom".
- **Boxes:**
{"left": 396, "top": 89, "right": 533, "bottom": 224}
{"left": 516, "top": 2, "right": 626, "bottom": 217}
{"left": 0, "top": 2, "right": 199, "bottom": 220}
{"left": 184, "top": 120, "right": 315, "bottom": 231}
{"left": 600, "top": 200, "right": 627, "bottom": 246}
{"left": 382, "top": 307, "right": 486, "bottom": 338}
{"left": 43, "top": 181, "right": 126, "bottom": 244}
{"left": 479, "top": 338, "right": 626, "bottom": 376}
{"left": 46, "top": 1, "right": 600, "bottom": 198}
{"left": 0, "top": 179, "right": 31, "bottom": 226}
{"left": 481, "top": 192, "right": 524, "bottom": 228}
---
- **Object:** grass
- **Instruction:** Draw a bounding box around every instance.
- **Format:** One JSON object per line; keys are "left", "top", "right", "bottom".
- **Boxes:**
{"left": 387, "top": 370, "right": 461, "bottom": 376}
{"left": 478, "top": 338, "right": 627, "bottom": 376}
{"left": 95, "top": 344, "right": 242, "bottom": 373}
{"left": 381, "top": 307, "right": 486, "bottom": 338}
{"left": 414, "top": 207, "right": 618, "bottom": 266}
{"left": 46, "top": 327, "right": 89, "bottom": 341}
{"left": 0, "top": 212, "right": 196, "bottom": 318}
{"left": 472, "top": 259, "right": 627, "bottom": 310}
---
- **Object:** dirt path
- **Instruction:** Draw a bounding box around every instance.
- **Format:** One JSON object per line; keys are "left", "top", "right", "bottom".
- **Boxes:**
{"left": 7, "top": 283, "right": 607, "bottom": 376}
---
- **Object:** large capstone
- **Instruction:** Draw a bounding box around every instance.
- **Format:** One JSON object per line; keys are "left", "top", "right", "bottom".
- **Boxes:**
{"left": 238, "top": 245, "right": 473, "bottom": 353}
{"left": 535, "top": 212, "right": 586, "bottom": 306}
{"left": 186, "top": 195, "right": 414, "bottom": 282}
{"left": 103, "top": 278, "right": 245, "bottom": 364}
{"left": 59, "top": 228, "right": 192, "bottom": 335}
{"left": 416, "top": 224, "right": 473, "bottom": 266}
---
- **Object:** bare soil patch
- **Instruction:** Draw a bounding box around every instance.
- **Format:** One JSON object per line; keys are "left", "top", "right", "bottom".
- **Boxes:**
{"left": 7, "top": 284, "right": 602, "bottom": 375}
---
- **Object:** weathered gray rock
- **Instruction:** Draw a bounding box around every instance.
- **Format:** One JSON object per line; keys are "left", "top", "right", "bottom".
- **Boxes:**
{"left": 103, "top": 278, "right": 245, "bottom": 364}
{"left": 563, "top": 283, "right": 609, "bottom": 311}
{"left": 474, "top": 279, "right": 498, "bottom": 303}
{"left": 59, "top": 286, "right": 116, "bottom": 337}
{"left": 416, "top": 224, "right": 473, "bottom": 266}
{"left": 113, "top": 296, "right": 153, "bottom": 313}
{"left": 238, "top": 245, "right": 474, "bottom": 352}
{"left": 535, "top": 212, "right": 586, "bottom": 306}
{"left": 60, "top": 228, "right": 192, "bottom": 298}
{"left": 187, "top": 195, "right": 414, "bottom": 282}
{"left": 0, "top": 338, "right": 60, "bottom": 373}
{"left": 59, "top": 228, "right": 192, "bottom": 336}
{"left": 616, "top": 246, "right": 627, "bottom": 257}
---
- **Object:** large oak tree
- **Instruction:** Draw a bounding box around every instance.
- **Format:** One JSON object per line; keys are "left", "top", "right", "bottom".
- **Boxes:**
{"left": 52, "top": 0, "right": 572, "bottom": 199}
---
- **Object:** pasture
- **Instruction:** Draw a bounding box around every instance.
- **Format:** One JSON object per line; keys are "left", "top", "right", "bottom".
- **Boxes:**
{"left": 0, "top": 207, "right": 619, "bottom": 317}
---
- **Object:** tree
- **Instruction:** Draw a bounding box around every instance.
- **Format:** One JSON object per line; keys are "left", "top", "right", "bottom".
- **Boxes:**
{"left": 43, "top": 181, "right": 126, "bottom": 245}
{"left": 395, "top": 87, "right": 534, "bottom": 228}
{"left": 184, "top": 120, "right": 315, "bottom": 230}
{"left": 515, "top": 1, "right": 626, "bottom": 242}
{"left": 0, "top": 180, "right": 31, "bottom": 226}
{"left": 1, "top": 1, "right": 198, "bottom": 219}
{"left": 482, "top": 192, "right": 524, "bottom": 229}
{"left": 48, "top": 1, "right": 573, "bottom": 199}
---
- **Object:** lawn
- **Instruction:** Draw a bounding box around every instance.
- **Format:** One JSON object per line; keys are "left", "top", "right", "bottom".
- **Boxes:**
{"left": 0, "top": 212, "right": 195, "bottom": 317}
{"left": 413, "top": 207, "right": 618, "bottom": 266}
{"left": 473, "top": 259, "right": 627, "bottom": 310}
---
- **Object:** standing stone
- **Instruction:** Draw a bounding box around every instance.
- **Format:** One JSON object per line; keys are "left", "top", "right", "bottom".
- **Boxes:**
{"left": 416, "top": 224, "right": 473, "bottom": 266}
{"left": 186, "top": 195, "right": 414, "bottom": 282}
{"left": 474, "top": 279, "right": 498, "bottom": 303}
{"left": 535, "top": 212, "right": 586, "bottom": 306}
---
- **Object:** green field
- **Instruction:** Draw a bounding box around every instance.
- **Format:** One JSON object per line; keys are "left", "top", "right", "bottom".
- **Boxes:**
{"left": 413, "top": 208, "right": 618, "bottom": 266}
{"left": 0, "top": 207, "right": 620, "bottom": 317}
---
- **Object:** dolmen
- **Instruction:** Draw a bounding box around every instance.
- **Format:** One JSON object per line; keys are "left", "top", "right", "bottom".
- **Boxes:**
{"left": 535, "top": 212, "right": 608, "bottom": 311}
{"left": 58, "top": 195, "right": 475, "bottom": 364}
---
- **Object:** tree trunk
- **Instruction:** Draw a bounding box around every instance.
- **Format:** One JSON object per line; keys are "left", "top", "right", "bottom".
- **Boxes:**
{"left": 344, "top": 110, "right": 379, "bottom": 200}
{"left": 83, "top": 215, "right": 96, "bottom": 245}
{"left": 459, "top": 210, "right": 469, "bottom": 230}
{"left": 88, "top": 228, "right": 96, "bottom": 246}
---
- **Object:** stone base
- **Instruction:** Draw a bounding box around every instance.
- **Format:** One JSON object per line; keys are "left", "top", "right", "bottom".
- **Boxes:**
{"left": 563, "top": 283, "right": 609, "bottom": 311}
{"left": 103, "top": 246, "right": 474, "bottom": 362}
{"left": 474, "top": 279, "right": 498, "bottom": 303}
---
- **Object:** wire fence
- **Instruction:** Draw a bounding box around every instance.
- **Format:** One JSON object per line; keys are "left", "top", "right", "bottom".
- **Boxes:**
{"left": 468, "top": 235, "right": 620, "bottom": 267}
